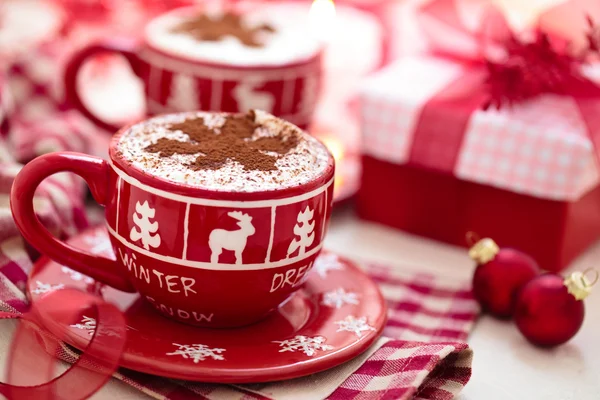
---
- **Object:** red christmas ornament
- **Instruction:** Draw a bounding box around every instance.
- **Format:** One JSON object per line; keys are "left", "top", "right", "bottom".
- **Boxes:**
{"left": 514, "top": 270, "right": 597, "bottom": 347}
{"left": 469, "top": 237, "right": 539, "bottom": 318}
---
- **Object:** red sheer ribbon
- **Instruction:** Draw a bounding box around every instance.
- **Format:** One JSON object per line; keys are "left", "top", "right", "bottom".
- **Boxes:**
{"left": 0, "top": 289, "right": 126, "bottom": 400}
{"left": 409, "top": 0, "right": 600, "bottom": 174}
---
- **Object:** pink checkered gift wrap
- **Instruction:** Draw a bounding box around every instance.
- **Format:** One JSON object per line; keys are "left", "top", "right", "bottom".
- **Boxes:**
{"left": 0, "top": 252, "right": 477, "bottom": 400}
{"left": 357, "top": 56, "right": 600, "bottom": 272}
{"left": 360, "top": 57, "right": 600, "bottom": 202}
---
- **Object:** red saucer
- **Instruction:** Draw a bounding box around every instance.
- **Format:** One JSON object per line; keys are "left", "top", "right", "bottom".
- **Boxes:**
{"left": 28, "top": 226, "right": 387, "bottom": 383}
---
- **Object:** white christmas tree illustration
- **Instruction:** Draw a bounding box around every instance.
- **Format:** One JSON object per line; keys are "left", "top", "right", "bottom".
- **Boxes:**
{"left": 335, "top": 316, "right": 376, "bottom": 338}
{"left": 273, "top": 335, "right": 333, "bottom": 356}
{"left": 167, "top": 73, "right": 199, "bottom": 112}
{"left": 313, "top": 253, "right": 344, "bottom": 279}
{"left": 287, "top": 206, "right": 315, "bottom": 258}
{"left": 31, "top": 281, "right": 64, "bottom": 295}
{"left": 166, "top": 343, "right": 226, "bottom": 363}
{"left": 130, "top": 201, "right": 161, "bottom": 250}
{"left": 322, "top": 288, "right": 359, "bottom": 309}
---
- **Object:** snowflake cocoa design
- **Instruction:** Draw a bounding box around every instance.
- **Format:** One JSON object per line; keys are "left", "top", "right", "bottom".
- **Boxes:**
{"left": 144, "top": 111, "right": 299, "bottom": 172}
{"left": 166, "top": 343, "right": 226, "bottom": 363}
{"left": 321, "top": 288, "right": 359, "bottom": 309}
{"left": 335, "top": 316, "right": 376, "bottom": 338}
{"left": 273, "top": 335, "right": 333, "bottom": 356}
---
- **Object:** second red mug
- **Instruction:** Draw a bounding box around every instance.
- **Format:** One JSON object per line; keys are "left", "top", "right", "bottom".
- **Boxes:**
{"left": 64, "top": 5, "right": 323, "bottom": 132}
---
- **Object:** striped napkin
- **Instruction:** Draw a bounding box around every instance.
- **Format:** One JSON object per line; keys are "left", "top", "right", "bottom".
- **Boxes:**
{"left": 0, "top": 221, "right": 478, "bottom": 400}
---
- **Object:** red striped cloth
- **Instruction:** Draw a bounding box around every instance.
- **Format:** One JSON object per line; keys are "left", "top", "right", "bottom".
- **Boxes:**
{"left": 5, "top": 35, "right": 115, "bottom": 162}
{"left": 368, "top": 264, "right": 476, "bottom": 342}
{"left": 0, "top": 253, "right": 478, "bottom": 400}
{"left": 330, "top": 341, "right": 472, "bottom": 400}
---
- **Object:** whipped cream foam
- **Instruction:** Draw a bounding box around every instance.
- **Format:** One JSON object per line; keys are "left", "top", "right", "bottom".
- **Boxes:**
{"left": 144, "top": 4, "right": 322, "bottom": 67}
{"left": 114, "top": 110, "right": 332, "bottom": 192}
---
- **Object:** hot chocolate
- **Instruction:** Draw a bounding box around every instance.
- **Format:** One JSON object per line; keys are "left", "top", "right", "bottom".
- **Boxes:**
{"left": 144, "top": 5, "right": 321, "bottom": 66}
{"left": 116, "top": 110, "right": 331, "bottom": 192}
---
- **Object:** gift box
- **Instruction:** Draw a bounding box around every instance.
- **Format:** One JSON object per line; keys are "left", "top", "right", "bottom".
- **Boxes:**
{"left": 357, "top": 54, "right": 600, "bottom": 272}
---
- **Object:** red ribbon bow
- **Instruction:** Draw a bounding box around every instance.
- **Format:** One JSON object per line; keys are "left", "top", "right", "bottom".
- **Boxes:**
{"left": 408, "top": 0, "right": 600, "bottom": 174}
{"left": 0, "top": 289, "right": 126, "bottom": 400}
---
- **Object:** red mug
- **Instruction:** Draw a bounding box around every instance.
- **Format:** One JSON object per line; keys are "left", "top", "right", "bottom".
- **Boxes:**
{"left": 63, "top": 5, "right": 323, "bottom": 133}
{"left": 11, "top": 112, "right": 335, "bottom": 328}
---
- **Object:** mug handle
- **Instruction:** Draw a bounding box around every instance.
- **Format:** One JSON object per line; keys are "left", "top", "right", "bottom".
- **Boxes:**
{"left": 10, "top": 152, "right": 135, "bottom": 292}
{"left": 64, "top": 38, "right": 144, "bottom": 133}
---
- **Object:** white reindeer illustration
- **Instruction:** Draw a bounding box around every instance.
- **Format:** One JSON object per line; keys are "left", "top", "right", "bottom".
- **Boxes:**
{"left": 233, "top": 78, "right": 275, "bottom": 113}
{"left": 209, "top": 212, "right": 256, "bottom": 265}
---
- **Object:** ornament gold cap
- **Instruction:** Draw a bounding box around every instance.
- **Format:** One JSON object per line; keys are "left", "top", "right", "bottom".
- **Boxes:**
{"left": 564, "top": 269, "right": 599, "bottom": 301}
{"left": 468, "top": 238, "right": 500, "bottom": 264}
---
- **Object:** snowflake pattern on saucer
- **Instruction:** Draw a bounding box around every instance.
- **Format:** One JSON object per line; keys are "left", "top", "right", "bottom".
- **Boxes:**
{"left": 70, "top": 316, "right": 122, "bottom": 337}
{"left": 166, "top": 343, "right": 226, "bottom": 363}
{"left": 313, "top": 253, "right": 344, "bottom": 279}
{"left": 321, "top": 288, "right": 359, "bottom": 309}
{"left": 31, "top": 281, "right": 64, "bottom": 294}
{"left": 61, "top": 266, "right": 94, "bottom": 284}
{"left": 84, "top": 231, "right": 113, "bottom": 256}
{"left": 273, "top": 335, "right": 334, "bottom": 356}
{"left": 27, "top": 225, "right": 387, "bottom": 382}
{"left": 70, "top": 316, "right": 97, "bottom": 336}
{"left": 335, "top": 316, "right": 376, "bottom": 338}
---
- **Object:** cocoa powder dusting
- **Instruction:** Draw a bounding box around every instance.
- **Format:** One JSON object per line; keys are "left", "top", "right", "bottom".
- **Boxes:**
{"left": 144, "top": 111, "right": 299, "bottom": 172}
{"left": 145, "top": 137, "right": 203, "bottom": 157}
{"left": 171, "top": 12, "right": 276, "bottom": 48}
